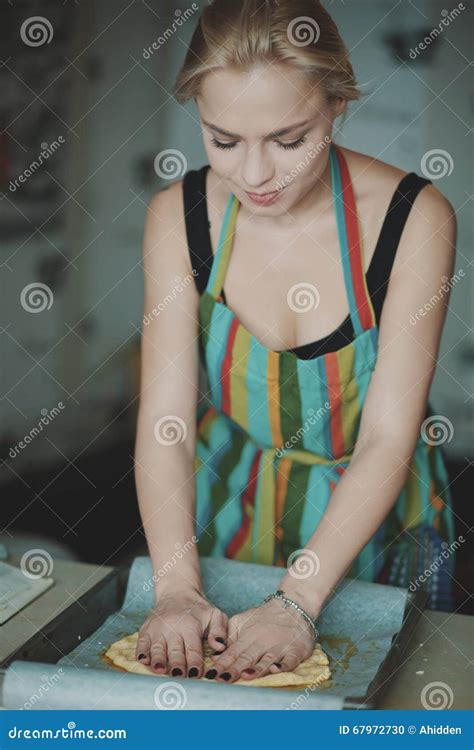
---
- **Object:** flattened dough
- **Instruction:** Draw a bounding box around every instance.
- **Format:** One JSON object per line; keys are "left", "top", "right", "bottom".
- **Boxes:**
{"left": 105, "top": 632, "right": 331, "bottom": 688}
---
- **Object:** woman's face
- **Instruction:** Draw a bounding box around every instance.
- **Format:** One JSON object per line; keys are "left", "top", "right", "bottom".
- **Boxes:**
{"left": 196, "top": 63, "right": 344, "bottom": 215}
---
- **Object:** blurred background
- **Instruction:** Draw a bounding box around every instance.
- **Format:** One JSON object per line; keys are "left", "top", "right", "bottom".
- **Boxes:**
{"left": 1, "top": 0, "right": 472, "bottom": 611}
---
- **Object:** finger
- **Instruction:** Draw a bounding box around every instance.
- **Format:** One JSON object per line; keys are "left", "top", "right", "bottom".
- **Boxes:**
{"left": 149, "top": 637, "right": 168, "bottom": 674}
{"left": 206, "top": 608, "right": 228, "bottom": 652}
{"left": 214, "top": 643, "right": 263, "bottom": 683}
{"left": 166, "top": 634, "right": 187, "bottom": 677}
{"left": 274, "top": 649, "right": 301, "bottom": 673}
{"left": 242, "top": 648, "right": 283, "bottom": 680}
{"left": 135, "top": 632, "right": 151, "bottom": 664}
{"left": 183, "top": 631, "right": 205, "bottom": 678}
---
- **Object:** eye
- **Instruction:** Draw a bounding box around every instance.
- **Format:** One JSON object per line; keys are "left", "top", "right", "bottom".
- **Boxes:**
{"left": 210, "top": 136, "right": 236, "bottom": 150}
{"left": 277, "top": 136, "right": 306, "bottom": 151}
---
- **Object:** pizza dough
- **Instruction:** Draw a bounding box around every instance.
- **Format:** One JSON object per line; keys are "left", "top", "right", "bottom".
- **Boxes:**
{"left": 104, "top": 632, "right": 331, "bottom": 688}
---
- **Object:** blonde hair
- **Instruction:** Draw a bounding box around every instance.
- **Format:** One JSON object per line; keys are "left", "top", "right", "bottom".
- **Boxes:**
{"left": 174, "top": 0, "right": 362, "bottom": 111}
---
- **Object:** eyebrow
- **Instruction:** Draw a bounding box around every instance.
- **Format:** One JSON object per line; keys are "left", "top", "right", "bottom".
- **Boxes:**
{"left": 201, "top": 118, "right": 312, "bottom": 139}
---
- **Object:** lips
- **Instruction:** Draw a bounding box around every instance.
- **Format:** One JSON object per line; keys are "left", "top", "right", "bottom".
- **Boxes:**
{"left": 245, "top": 187, "right": 285, "bottom": 206}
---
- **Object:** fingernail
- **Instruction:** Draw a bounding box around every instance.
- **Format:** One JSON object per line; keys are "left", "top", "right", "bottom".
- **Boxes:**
{"left": 220, "top": 671, "right": 231, "bottom": 680}
{"left": 243, "top": 668, "right": 255, "bottom": 674}
{"left": 153, "top": 662, "right": 165, "bottom": 670}
{"left": 212, "top": 651, "right": 221, "bottom": 656}
{"left": 188, "top": 667, "right": 198, "bottom": 677}
{"left": 171, "top": 667, "right": 182, "bottom": 676}
{"left": 137, "top": 653, "right": 146, "bottom": 660}
{"left": 205, "top": 669, "right": 217, "bottom": 679}
{"left": 215, "top": 637, "right": 226, "bottom": 644}
{"left": 273, "top": 663, "right": 282, "bottom": 669}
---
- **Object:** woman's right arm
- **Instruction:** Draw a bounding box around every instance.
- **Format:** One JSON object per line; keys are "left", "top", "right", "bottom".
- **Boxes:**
{"left": 134, "top": 184, "right": 227, "bottom": 677}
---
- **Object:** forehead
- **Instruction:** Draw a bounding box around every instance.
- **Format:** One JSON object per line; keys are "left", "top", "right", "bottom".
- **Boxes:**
{"left": 197, "top": 63, "right": 325, "bottom": 135}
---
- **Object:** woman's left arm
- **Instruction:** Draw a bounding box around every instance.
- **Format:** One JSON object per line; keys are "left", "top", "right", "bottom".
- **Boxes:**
{"left": 210, "top": 185, "right": 458, "bottom": 683}
{"left": 280, "top": 184, "right": 458, "bottom": 619}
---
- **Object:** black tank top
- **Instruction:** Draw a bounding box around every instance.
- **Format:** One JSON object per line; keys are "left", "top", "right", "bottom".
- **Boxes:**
{"left": 183, "top": 165, "right": 431, "bottom": 358}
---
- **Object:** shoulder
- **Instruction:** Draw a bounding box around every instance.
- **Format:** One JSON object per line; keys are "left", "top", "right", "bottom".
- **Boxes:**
{"left": 341, "top": 145, "right": 456, "bottom": 257}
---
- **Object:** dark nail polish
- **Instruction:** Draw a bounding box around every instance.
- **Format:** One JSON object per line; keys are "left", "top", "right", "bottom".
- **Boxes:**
{"left": 137, "top": 653, "right": 146, "bottom": 660}
{"left": 244, "top": 668, "right": 256, "bottom": 674}
{"left": 153, "top": 662, "right": 165, "bottom": 670}
{"left": 212, "top": 651, "right": 221, "bottom": 656}
{"left": 171, "top": 667, "right": 182, "bottom": 676}
{"left": 215, "top": 637, "right": 226, "bottom": 644}
{"left": 188, "top": 667, "right": 198, "bottom": 677}
{"left": 205, "top": 669, "right": 217, "bottom": 679}
{"left": 273, "top": 663, "right": 282, "bottom": 669}
{"left": 220, "top": 672, "right": 231, "bottom": 680}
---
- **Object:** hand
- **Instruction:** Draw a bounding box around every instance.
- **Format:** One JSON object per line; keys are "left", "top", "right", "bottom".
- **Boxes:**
{"left": 135, "top": 587, "right": 228, "bottom": 678}
{"left": 208, "top": 597, "right": 315, "bottom": 684}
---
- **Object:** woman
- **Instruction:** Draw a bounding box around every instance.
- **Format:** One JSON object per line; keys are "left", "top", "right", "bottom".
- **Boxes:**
{"left": 134, "top": 0, "right": 457, "bottom": 685}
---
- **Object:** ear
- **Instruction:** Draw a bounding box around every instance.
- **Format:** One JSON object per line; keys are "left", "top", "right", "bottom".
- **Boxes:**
{"left": 332, "top": 97, "right": 346, "bottom": 120}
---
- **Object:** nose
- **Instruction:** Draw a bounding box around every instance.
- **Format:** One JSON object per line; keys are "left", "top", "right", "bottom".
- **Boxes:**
{"left": 240, "top": 146, "right": 274, "bottom": 190}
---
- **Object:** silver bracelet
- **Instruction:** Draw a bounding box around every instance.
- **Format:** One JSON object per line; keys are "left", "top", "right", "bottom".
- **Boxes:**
{"left": 263, "top": 589, "right": 319, "bottom": 645}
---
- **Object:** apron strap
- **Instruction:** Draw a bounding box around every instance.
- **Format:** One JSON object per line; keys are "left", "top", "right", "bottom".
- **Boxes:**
{"left": 330, "top": 143, "right": 376, "bottom": 336}
{"left": 206, "top": 192, "right": 239, "bottom": 301}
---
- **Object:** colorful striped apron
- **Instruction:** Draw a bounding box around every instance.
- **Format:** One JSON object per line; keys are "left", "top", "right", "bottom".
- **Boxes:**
{"left": 193, "top": 143, "right": 456, "bottom": 611}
